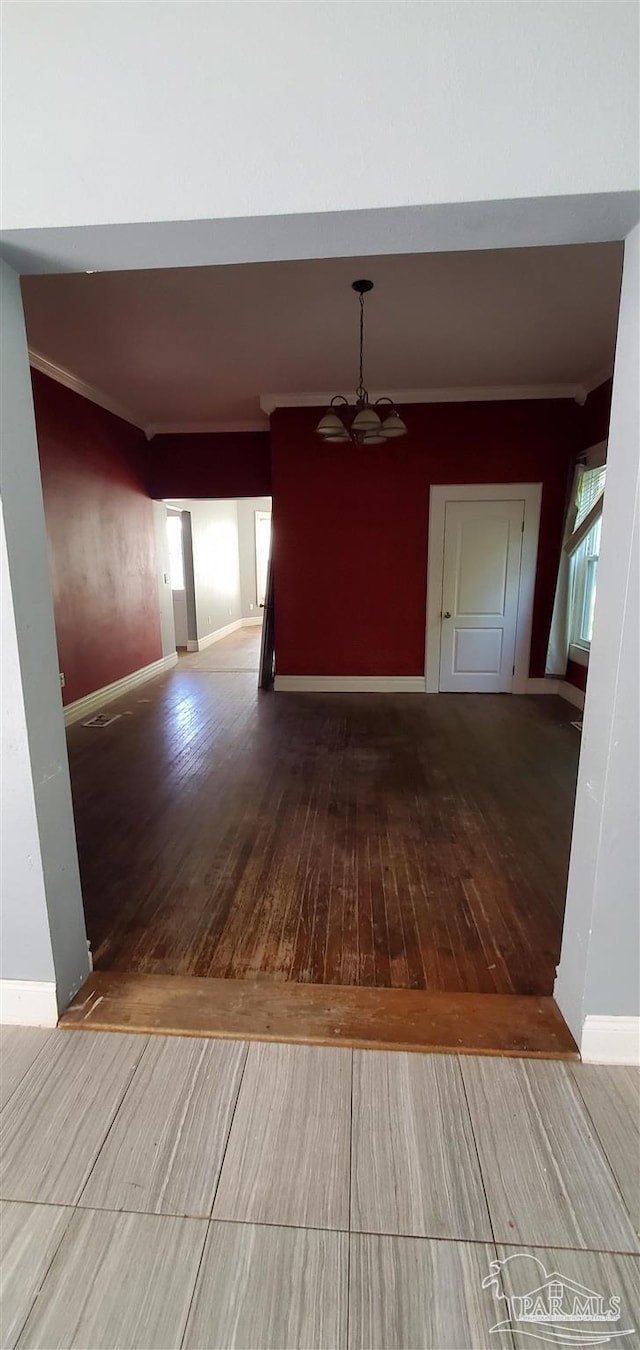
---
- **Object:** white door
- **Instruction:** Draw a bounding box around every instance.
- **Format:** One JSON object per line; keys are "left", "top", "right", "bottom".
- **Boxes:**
{"left": 439, "top": 498, "right": 525, "bottom": 692}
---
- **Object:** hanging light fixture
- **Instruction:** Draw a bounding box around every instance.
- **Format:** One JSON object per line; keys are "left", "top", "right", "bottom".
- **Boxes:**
{"left": 316, "top": 280, "right": 408, "bottom": 445}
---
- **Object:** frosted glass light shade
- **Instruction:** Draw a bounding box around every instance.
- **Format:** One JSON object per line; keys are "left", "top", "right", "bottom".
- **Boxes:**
{"left": 361, "top": 433, "right": 387, "bottom": 444}
{"left": 316, "top": 410, "right": 347, "bottom": 437}
{"left": 380, "top": 412, "right": 408, "bottom": 439}
{"left": 351, "top": 406, "right": 382, "bottom": 432}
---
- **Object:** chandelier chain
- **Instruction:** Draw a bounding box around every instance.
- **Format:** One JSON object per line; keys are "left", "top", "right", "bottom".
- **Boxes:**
{"left": 357, "top": 292, "right": 367, "bottom": 404}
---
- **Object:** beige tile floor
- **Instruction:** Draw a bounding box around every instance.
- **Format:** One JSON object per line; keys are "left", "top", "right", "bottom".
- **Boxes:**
{"left": 0, "top": 1027, "right": 638, "bottom": 1349}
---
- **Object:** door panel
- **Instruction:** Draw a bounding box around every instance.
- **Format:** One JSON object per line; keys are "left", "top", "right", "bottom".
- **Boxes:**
{"left": 439, "top": 499, "right": 524, "bottom": 692}
{"left": 456, "top": 518, "right": 510, "bottom": 615}
{"left": 454, "top": 627, "right": 504, "bottom": 675}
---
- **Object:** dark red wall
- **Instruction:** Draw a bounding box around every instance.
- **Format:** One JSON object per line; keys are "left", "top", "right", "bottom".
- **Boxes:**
{"left": 579, "top": 378, "right": 613, "bottom": 450}
{"left": 33, "top": 371, "right": 162, "bottom": 705}
{"left": 149, "top": 431, "right": 271, "bottom": 499}
{"left": 271, "top": 402, "right": 580, "bottom": 678}
{"left": 566, "top": 659, "right": 588, "bottom": 693}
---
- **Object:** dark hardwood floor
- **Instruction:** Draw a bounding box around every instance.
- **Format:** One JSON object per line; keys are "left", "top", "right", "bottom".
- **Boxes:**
{"left": 66, "top": 630, "right": 580, "bottom": 996}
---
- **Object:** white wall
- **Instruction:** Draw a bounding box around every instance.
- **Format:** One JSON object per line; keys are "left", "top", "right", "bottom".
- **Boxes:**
{"left": 152, "top": 501, "right": 177, "bottom": 659}
{"left": 237, "top": 497, "right": 271, "bottom": 621}
{"left": 1, "top": 4, "right": 637, "bottom": 233}
{"left": 172, "top": 500, "right": 242, "bottom": 642}
{"left": 555, "top": 224, "right": 640, "bottom": 1056}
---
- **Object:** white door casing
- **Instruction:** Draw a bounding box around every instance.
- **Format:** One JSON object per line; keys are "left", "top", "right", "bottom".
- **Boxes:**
{"left": 425, "top": 483, "right": 542, "bottom": 694}
{"left": 439, "top": 498, "right": 524, "bottom": 692}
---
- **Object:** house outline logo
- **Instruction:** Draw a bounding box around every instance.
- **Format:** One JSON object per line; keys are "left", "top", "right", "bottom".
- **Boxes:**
{"left": 482, "top": 1252, "right": 635, "bottom": 1345}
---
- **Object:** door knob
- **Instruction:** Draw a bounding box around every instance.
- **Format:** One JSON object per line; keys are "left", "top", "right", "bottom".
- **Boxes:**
{"left": 442, "top": 611, "right": 451, "bottom": 619}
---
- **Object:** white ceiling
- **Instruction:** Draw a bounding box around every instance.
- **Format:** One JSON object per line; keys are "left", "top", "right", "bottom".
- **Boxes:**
{"left": 22, "top": 243, "right": 623, "bottom": 433}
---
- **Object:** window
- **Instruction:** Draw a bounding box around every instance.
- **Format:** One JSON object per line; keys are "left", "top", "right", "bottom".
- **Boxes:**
{"left": 569, "top": 466, "right": 606, "bottom": 657}
{"left": 166, "top": 513, "right": 185, "bottom": 590}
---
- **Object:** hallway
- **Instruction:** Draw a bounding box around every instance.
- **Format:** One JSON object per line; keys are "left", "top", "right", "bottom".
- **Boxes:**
{"left": 66, "top": 628, "right": 579, "bottom": 996}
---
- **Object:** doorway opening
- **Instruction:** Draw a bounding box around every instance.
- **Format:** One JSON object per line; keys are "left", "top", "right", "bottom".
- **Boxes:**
{"left": 17, "top": 240, "right": 623, "bottom": 1056}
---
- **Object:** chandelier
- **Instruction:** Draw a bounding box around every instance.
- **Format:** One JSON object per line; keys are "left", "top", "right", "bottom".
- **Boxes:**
{"left": 315, "top": 280, "right": 408, "bottom": 445}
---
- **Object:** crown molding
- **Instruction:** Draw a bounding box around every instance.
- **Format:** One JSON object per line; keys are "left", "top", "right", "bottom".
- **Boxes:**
{"left": 28, "top": 355, "right": 269, "bottom": 439}
{"left": 260, "top": 384, "right": 585, "bottom": 414}
{"left": 28, "top": 349, "right": 146, "bottom": 432}
{"left": 28, "top": 352, "right": 609, "bottom": 438}
{"left": 581, "top": 364, "right": 615, "bottom": 397}
{"left": 146, "top": 418, "right": 268, "bottom": 440}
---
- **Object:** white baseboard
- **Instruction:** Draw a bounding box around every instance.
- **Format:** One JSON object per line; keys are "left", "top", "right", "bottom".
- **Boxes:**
{"left": 242, "top": 616, "right": 264, "bottom": 627}
{"left": 524, "top": 678, "right": 560, "bottom": 694}
{"left": 558, "top": 680, "right": 586, "bottom": 710}
{"left": 523, "top": 676, "right": 585, "bottom": 709}
{"left": 274, "top": 675, "right": 427, "bottom": 693}
{"left": 63, "top": 652, "right": 178, "bottom": 726}
{"left": 194, "top": 618, "right": 243, "bottom": 652}
{"left": 0, "top": 979, "right": 58, "bottom": 1027}
{"left": 581, "top": 1015, "right": 640, "bottom": 1065}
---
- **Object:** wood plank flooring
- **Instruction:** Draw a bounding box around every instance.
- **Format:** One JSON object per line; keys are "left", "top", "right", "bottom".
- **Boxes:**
{"left": 59, "top": 973, "right": 579, "bottom": 1058}
{"left": 183, "top": 625, "right": 261, "bottom": 672}
{"left": 65, "top": 629, "right": 580, "bottom": 995}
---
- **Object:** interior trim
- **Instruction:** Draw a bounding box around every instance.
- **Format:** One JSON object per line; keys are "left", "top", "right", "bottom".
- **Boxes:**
{"left": 274, "top": 675, "right": 426, "bottom": 693}
{"left": 581, "top": 1015, "right": 640, "bottom": 1065}
{"left": 62, "top": 652, "right": 178, "bottom": 726}
{"left": 261, "top": 384, "right": 585, "bottom": 414}
{"left": 29, "top": 348, "right": 145, "bottom": 431}
{"left": 0, "top": 979, "right": 58, "bottom": 1027}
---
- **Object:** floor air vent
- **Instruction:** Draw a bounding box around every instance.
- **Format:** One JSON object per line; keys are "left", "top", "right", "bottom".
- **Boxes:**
{"left": 82, "top": 712, "right": 122, "bottom": 728}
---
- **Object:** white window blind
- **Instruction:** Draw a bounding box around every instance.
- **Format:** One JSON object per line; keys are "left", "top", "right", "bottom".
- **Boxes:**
{"left": 565, "top": 465, "right": 606, "bottom": 557}
{"left": 575, "top": 465, "right": 606, "bottom": 528}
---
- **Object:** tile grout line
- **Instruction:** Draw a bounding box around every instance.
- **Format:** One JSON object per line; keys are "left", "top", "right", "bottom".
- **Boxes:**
{"left": 177, "top": 1216, "right": 211, "bottom": 1350}
{"left": 72, "top": 1034, "right": 152, "bottom": 1209}
{"left": 8, "top": 1202, "right": 74, "bottom": 1347}
{"left": 206, "top": 1039, "right": 251, "bottom": 1220}
{"left": 568, "top": 1065, "right": 640, "bottom": 1243}
{"left": 454, "top": 1052, "right": 520, "bottom": 1346}
{"left": 0, "top": 1031, "right": 55, "bottom": 1119}
{"left": 346, "top": 1047, "right": 354, "bottom": 1350}
{"left": 456, "top": 1054, "right": 498, "bottom": 1250}
{"left": 178, "top": 1039, "right": 252, "bottom": 1350}
{"left": 523, "top": 1058, "right": 639, "bottom": 1254}
{"left": 4, "top": 1197, "right": 640, "bottom": 1257}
